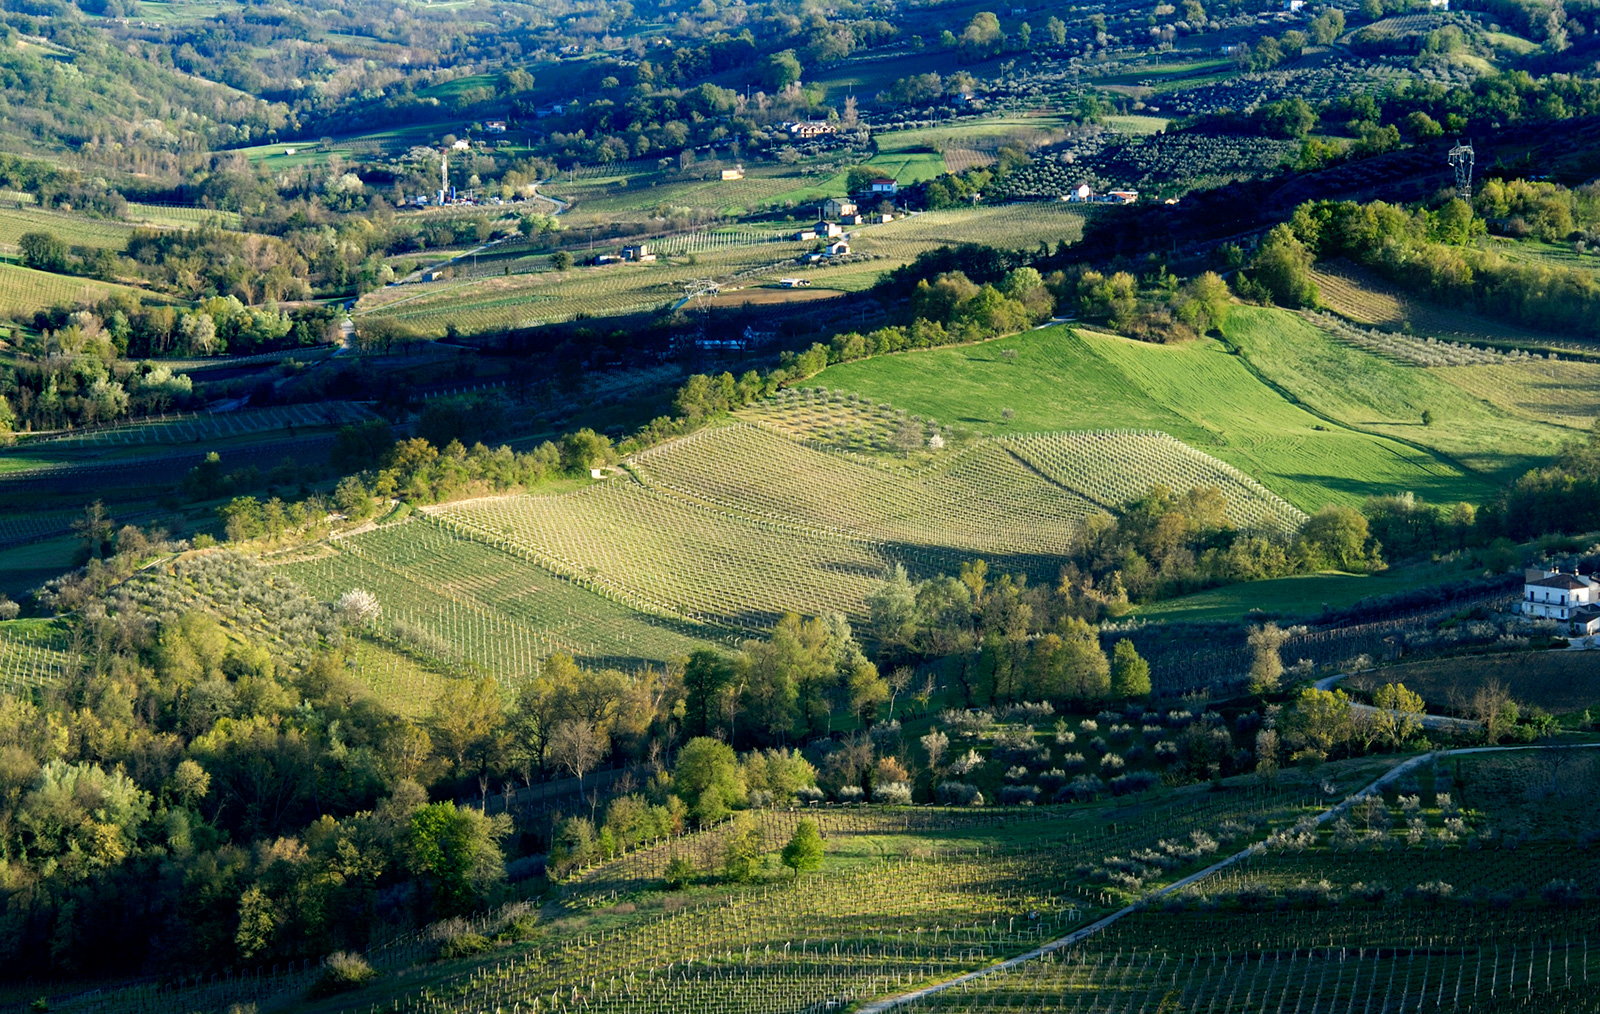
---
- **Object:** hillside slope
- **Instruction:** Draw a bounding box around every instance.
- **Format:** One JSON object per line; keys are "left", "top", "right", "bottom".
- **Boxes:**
{"left": 814, "top": 312, "right": 1584, "bottom": 511}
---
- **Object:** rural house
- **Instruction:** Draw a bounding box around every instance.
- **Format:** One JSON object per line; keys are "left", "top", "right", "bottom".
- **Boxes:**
{"left": 620, "top": 244, "right": 656, "bottom": 262}
{"left": 863, "top": 177, "right": 898, "bottom": 196}
{"left": 721, "top": 166, "right": 745, "bottom": 180}
{"left": 814, "top": 220, "right": 843, "bottom": 238}
{"left": 822, "top": 197, "right": 857, "bottom": 219}
{"left": 1521, "top": 567, "right": 1600, "bottom": 634}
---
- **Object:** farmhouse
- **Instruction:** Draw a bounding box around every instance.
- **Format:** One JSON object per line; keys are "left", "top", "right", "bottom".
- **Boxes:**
{"left": 1521, "top": 567, "right": 1600, "bottom": 634}
{"left": 814, "top": 220, "right": 843, "bottom": 238}
{"left": 721, "top": 166, "right": 745, "bottom": 180}
{"left": 485, "top": 120, "right": 507, "bottom": 134}
{"left": 826, "top": 240, "right": 850, "bottom": 256}
{"left": 621, "top": 243, "right": 656, "bottom": 262}
{"left": 822, "top": 197, "right": 857, "bottom": 219}
{"left": 794, "top": 228, "right": 818, "bottom": 241}
{"left": 863, "top": 177, "right": 898, "bottom": 196}
{"left": 1064, "top": 183, "right": 1093, "bottom": 202}
{"left": 778, "top": 277, "right": 811, "bottom": 288}
{"left": 786, "top": 120, "right": 837, "bottom": 139}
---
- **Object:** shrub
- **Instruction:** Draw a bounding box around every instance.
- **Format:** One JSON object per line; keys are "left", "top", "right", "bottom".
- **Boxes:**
{"left": 1099, "top": 752, "right": 1125, "bottom": 772}
{"left": 795, "top": 785, "right": 825, "bottom": 803}
{"left": 1541, "top": 879, "right": 1584, "bottom": 907}
{"left": 1005, "top": 765, "right": 1030, "bottom": 782}
{"left": 948, "top": 749, "right": 985, "bottom": 776}
{"left": 1125, "top": 744, "right": 1146, "bottom": 763}
{"left": 1287, "top": 879, "right": 1337, "bottom": 909}
{"left": 836, "top": 785, "right": 864, "bottom": 803}
{"left": 1350, "top": 881, "right": 1388, "bottom": 903}
{"left": 663, "top": 855, "right": 695, "bottom": 889}
{"left": 998, "top": 785, "right": 1040, "bottom": 805}
{"left": 1088, "top": 736, "right": 1110, "bottom": 756}
{"left": 875, "top": 780, "right": 913, "bottom": 805}
{"left": 1079, "top": 719, "right": 1099, "bottom": 733}
{"left": 1413, "top": 881, "right": 1454, "bottom": 904}
{"left": 307, "top": 953, "right": 376, "bottom": 998}
{"left": 438, "top": 932, "right": 491, "bottom": 960}
{"left": 1153, "top": 740, "right": 1179, "bottom": 762}
{"left": 936, "top": 781, "right": 984, "bottom": 806}
{"left": 1059, "top": 752, "right": 1087, "bottom": 771}
{"left": 1039, "top": 768, "right": 1068, "bottom": 793}
{"left": 1055, "top": 774, "right": 1105, "bottom": 802}
{"left": 1234, "top": 881, "right": 1274, "bottom": 911}
{"left": 1109, "top": 771, "right": 1157, "bottom": 796}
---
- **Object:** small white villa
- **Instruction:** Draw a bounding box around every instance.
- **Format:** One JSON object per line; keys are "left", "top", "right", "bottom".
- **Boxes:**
{"left": 1521, "top": 567, "right": 1600, "bottom": 634}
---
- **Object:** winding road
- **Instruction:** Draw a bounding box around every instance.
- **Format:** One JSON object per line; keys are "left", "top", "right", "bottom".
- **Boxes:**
{"left": 854, "top": 741, "right": 1600, "bottom": 1013}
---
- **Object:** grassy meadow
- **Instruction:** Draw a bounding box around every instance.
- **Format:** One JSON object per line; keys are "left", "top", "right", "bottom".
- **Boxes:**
{"left": 816, "top": 308, "right": 1588, "bottom": 513}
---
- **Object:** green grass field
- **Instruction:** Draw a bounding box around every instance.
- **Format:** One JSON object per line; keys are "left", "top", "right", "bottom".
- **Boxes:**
{"left": 1133, "top": 553, "right": 1488, "bottom": 623}
{"left": 1223, "top": 307, "right": 1566, "bottom": 486}
{"left": 815, "top": 320, "right": 1490, "bottom": 511}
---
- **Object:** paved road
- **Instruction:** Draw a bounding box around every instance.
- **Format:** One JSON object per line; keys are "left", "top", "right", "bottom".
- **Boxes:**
{"left": 1314, "top": 672, "right": 1484, "bottom": 734}
{"left": 854, "top": 742, "right": 1600, "bottom": 1013}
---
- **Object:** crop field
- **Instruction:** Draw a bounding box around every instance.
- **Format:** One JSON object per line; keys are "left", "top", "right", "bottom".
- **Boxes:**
{"left": 630, "top": 421, "right": 1096, "bottom": 563}
{"left": 0, "top": 206, "right": 137, "bottom": 249}
{"left": 17, "top": 401, "right": 376, "bottom": 451}
{"left": 1132, "top": 552, "right": 1489, "bottom": 623}
{"left": 740, "top": 388, "right": 1303, "bottom": 529}
{"left": 1344, "top": 650, "right": 1600, "bottom": 715}
{"left": 358, "top": 786, "right": 1321, "bottom": 1014}
{"left": 816, "top": 322, "right": 1489, "bottom": 511}
{"left": 275, "top": 519, "right": 715, "bottom": 682}
{"left": 0, "top": 262, "right": 158, "bottom": 318}
{"left": 0, "top": 618, "right": 73, "bottom": 695}
{"left": 360, "top": 205, "right": 1089, "bottom": 335}
{"left": 1309, "top": 260, "right": 1581, "bottom": 349}
{"left": 121, "top": 202, "right": 243, "bottom": 230}
{"left": 431, "top": 480, "right": 902, "bottom": 629}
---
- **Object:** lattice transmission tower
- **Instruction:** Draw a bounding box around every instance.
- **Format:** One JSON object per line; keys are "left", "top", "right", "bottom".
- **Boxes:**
{"left": 1448, "top": 143, "right": 1475, "bottom": 201}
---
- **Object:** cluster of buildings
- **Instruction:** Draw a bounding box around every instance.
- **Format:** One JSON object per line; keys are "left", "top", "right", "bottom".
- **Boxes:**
{"left": 1062, "top": 184, "right": 1139, "bottom": 204}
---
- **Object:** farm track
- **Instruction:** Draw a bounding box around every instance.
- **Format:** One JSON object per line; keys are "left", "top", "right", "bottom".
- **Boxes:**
{"left": 856, "top": 742, "right": 1600, "bottom": 1012}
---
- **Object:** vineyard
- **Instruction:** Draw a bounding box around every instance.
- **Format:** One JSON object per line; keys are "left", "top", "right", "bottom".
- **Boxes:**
{"left": 429, "top": 407, "right": 1312, "bottom": 633}
{"left": 0, "top": 262, "right": 158, "bottom": 319}
{"left": 15, "top": 402, "right": 376, "bottom": 451}
{"left": 0, "top": 206, "right": 137, "bottom": 249}
{"left": 274, "top": 519, "right": 715, "bottom": 685}
{"left": 0, "top": 618, "right": 73, "bottom": 696}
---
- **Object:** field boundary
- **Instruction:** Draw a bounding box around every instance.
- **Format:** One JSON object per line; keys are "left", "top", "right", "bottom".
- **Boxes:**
{"left": 855, "top": 742, "right": 1600, "bottom": 1012}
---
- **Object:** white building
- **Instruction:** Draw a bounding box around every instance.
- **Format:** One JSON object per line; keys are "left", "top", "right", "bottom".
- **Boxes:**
{"left": 1522, "top": 567, "right": 1600, "bottom": 634}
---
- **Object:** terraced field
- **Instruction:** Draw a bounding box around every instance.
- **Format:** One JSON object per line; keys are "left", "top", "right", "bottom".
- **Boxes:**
{"left": 0, "top": 206, "right": 138, "bottom": 249}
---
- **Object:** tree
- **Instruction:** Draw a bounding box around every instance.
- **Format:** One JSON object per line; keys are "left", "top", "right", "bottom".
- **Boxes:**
{"left": 1255, "top": 728, "right": 1280, "bottom": 784}
{"left": 761, "top": 50, "right": 802, "bottom": 91}
{"left": 673, "top": 737, "right": 744, "bottom": 825}
{"left": 1291, "top": 687, "right": 1352, "bottom": 753}
{"left": 780, "top": 818, "right": 825, "bottom": 877}
{"left": 1046, "top": 15, "right": 1066, "bottom": 45}
{"left": 1247, "top": 623, "right": 1289, "bottom": 694}
{"left": 1371, "top": 682, "right": 1425, "bottom": 748}
{"left": 405, "top": 802, "right": 509, "bottom": 918}
{"left": 1251, "top": 224, "right": 1318, "bottom": 308}
{"left": 1177, "top": 271, "right": 1231, "bottom": 335}
{"left": 958, "top": 11, "right": 1003, "bottom": 59}
{"left": 550, "top": 251, "right": 573, "bottom": 271}
{"left": 72, "top": 500, "right": 114, "bottom": 559}
{"left": 844, "top": 659, "right": 890, "bottom": 726}
{"left": 561, "top": 428, "right": 614, "bottom": 474}
{"left": 1471, "top": 680, "right": 1519, "bottom": 742}
{"left": 428, "top": 677, "right": 507, "bottom": 789}
{"left": 549, "top": 718, "right": 609, "bottom": 817}
{"left": 1109, "top": 640, "right": 1150, "bottom": 698}
{"left": 1421, "top": 409, "right": 1434, "bottom": 427}
{"left": 845, "top": 166, "right": 882, "bottom": 196}
{"left": 19, "top": 231, "right": 67, "bottom": 273}
{"left": 721, "top": 812, "right": 762, "bottom": 882}
{"left": 1298, "top": 505, "right": 1379, "bottom": 572}
{"left": 683, "top": 649, "right": 734, "bottom": 737}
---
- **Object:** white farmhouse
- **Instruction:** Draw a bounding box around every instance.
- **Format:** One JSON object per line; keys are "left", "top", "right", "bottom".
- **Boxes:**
{"left": 1521, "top": 567, "right": 1600, "bottom": 634}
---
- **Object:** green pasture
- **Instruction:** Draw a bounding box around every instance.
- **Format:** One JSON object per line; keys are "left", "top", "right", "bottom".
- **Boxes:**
{"left": 1222, "top": 306, "right": 1566, "bottom": 486}
{"left": 1133, "top": 554, "right": 1487, "bottom": 624}
{"left": 815, "top": 319, "right": 1493, "bottom": 511}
